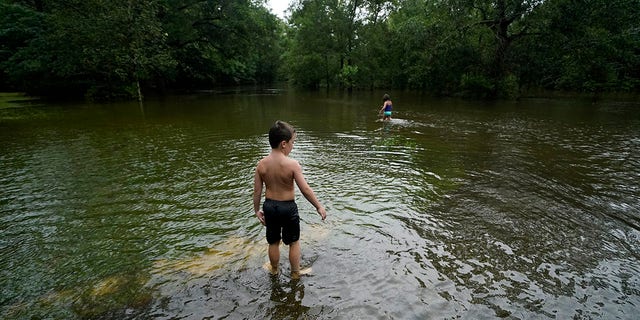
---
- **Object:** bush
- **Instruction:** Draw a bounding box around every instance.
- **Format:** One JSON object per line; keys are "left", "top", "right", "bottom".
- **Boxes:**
{"left": 459, "top": 73, "right": 494, "bottom": 98}
{"left": 497, "top": 73, "right": 520, "bottom": 99}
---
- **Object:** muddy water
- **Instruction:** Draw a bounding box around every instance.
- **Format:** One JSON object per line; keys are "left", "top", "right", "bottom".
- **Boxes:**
{"left": 1, "top": 91, "right": 638, "bottom": 319}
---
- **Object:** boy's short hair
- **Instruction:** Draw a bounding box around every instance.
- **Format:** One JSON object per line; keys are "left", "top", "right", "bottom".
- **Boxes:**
{"left": 269, "top": 120, "right": 296, "bottom": 149}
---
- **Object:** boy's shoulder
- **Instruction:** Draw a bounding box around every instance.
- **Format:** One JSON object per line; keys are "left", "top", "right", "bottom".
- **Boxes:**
{"left": 280, "top": 156, "right": 301, "bottom": 173}
{"left": 258, "top": 153, "right": 300, "bottom": 167}
{"left": 281, "top": 155, "right": 300, "bottom": 167}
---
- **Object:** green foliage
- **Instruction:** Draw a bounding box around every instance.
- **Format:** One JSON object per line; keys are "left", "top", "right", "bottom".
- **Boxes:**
{"left": 0, "top": 0, "right": 282, "bottom": 98}
{"left": 285, "top": 0, "right": 342, "bottom": 88}
{"left": 287, "top": 52, "right": 326, "bottom": 88}
{"left": 511, "top": 0, "right": 640, "bottom": 94}
{"left": 339, "top": 64, "right": 358, "bottom": 88}
{"left": 0, "top": 0, "right": 638, "bottom": 99}
{"left": 498, "top": 73, "right": 520, "bottom": 99}
{"left": 459, "top": 73, "right": 494, "bottom": 99}
{"left": 0, "top": 2, "right": 45, "bottom": 89}
{"left": 162, "top": 0, "right": 282, "bottom": 87}
{"left": 553, "top": 0, "right": 640, "bottom": 92}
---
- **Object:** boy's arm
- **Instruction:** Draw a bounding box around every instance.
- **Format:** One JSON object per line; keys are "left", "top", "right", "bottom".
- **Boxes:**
{"left": 292, "top": 161, "right": 327, "bottom": 220}
{"left": 253, "top": 166, "right": 265, "bottom": 225}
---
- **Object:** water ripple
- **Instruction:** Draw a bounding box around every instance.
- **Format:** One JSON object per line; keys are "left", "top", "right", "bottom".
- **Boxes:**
{"left": 1, "top": 97, "right": 639, "bottom": 319}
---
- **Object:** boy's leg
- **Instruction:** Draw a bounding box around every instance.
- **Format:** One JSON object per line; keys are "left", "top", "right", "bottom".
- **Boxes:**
{"left": 288, "top": 240, "right": 301, "bottom": 274}
{"left": 268, "top": 241, "right": 280, "bottom": 273}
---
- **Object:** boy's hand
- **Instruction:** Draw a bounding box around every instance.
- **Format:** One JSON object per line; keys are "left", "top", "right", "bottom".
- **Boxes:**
{"left": 256, "top": 210, "right": 265, "bottom": 225}
{"left": 317, "top": 207, "right": 327, "bottom": 221}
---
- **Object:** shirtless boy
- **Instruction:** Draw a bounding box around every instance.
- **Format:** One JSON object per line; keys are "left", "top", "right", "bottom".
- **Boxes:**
{"left": 253, "top": 120, "right": 327, "bottom": 278}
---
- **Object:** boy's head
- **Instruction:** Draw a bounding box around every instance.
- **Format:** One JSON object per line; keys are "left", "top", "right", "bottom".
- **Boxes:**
{"left": 382, "top": 94, "right": 390, "bottom": 102}
{"left": 269, "top": 120, "right": 296, "bottom": 149}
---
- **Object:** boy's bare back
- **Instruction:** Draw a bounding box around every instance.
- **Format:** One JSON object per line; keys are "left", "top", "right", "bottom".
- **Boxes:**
{"left": 255, "top": 151, "right": 299, "bottom": 201}
{"left": 255, "top": 149, "right": 323, "bottom": 213}
{"left": 253, "top": 121, "right": 326, "bottom": 227}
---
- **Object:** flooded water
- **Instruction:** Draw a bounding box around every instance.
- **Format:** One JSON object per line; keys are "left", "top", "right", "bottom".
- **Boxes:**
{"left": 1, "top": 90, "right": 639, "bottom": 319}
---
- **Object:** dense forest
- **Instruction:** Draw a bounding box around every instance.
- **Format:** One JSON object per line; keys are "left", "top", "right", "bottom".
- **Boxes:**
{"left": 1, "top": 0, "right": 638, "bottom": 100}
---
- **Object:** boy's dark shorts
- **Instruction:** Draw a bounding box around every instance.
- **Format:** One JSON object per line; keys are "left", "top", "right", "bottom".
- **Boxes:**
{"left": 263, "top": 199, "right": 300, "bottom": 245}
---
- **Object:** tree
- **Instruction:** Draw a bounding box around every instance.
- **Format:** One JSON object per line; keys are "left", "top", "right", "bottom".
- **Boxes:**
{"left": 1, "top": 0, "right": 174, "bottom": 99}
{"left": 286, "top": 0, "right": 339, "bottom": 88}
{"left": 1, "top": 0, "right": 283, "bottom": 99}
{"left": 550, "top": 0, "right": 640, "bottom": 92}
{"left": 0, "top": 1, "right": 46, "bottom": 90}
{"left": 349, "top": 0, "right": 394, "bottom": 89}
{"left": 440, "top": 0, "right": 543, "bottom": 97}
{"left": 2, "top": 0, "right": 638, "bottom": 99}
{"left": 159, "top": 0, "right": 282, "bottom": 87}
{"left": 509, "top": 0, "right": 640, "bottom": 93}
{"left": 286, "top": 0, "right": 396, "bottom": 90}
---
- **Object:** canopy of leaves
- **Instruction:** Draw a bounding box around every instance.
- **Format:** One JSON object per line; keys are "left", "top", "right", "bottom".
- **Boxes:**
{"left": 0, "top": 0, "right": 283, "bottom": 99}
{"left": 1, "top": 0, "right": 638, "bottom": 99}
{"left": 283, "top": 0, "right": 639, "bottom": 97}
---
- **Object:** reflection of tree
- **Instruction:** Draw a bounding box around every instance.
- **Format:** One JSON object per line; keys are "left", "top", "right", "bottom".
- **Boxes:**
{"left": 266, "top": 276, "right": 310, "bottom": 319}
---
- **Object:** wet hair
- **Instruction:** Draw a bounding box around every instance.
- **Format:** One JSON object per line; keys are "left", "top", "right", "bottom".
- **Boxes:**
{"left": 268, "top": 120, "right": 296, "bottom": 149}
{"left": 382, "top": 94, "right": 390, "bottom": 102}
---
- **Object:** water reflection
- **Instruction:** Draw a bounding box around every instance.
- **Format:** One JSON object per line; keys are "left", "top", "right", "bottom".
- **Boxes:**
{"left": 267, "top": 277, "right": 309, "bottom": 319}
{"left": 1, "top": 92, "right": 639, "bottom": 319}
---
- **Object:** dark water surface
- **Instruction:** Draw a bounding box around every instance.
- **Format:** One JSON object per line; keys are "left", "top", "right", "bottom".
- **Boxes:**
{"left": 1, "top": 90, "right": 639, "bottom": 319}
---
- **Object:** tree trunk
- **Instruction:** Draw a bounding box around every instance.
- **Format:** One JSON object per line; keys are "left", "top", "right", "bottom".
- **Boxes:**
{"left": 136, "top": 80, "right": 143, "bottom": 102}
